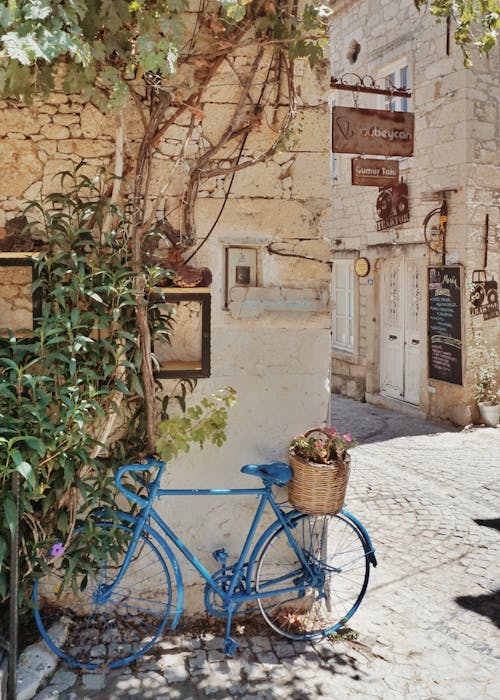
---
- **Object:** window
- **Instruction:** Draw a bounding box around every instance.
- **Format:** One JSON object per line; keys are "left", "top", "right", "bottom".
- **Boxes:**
{"left": 384, "top": 64, "right": 409, "bottom": 112}
{"left": 332, "top": 260, "right": 355, "bottom": 352}
{"left": 329, "top": 97, "right": 339, "bottom": 180}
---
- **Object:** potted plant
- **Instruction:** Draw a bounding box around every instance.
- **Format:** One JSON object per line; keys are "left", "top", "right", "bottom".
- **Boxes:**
{"left": 288, "top": 427, "right": 356, "bottom": 515}
{"left": 472, "top": 333, "right": 500, "bottom": 427}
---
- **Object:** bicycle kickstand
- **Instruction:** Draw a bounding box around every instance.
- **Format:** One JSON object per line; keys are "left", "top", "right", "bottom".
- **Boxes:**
{"left": 224, "top": 602, "right": 238, "bottom": 657}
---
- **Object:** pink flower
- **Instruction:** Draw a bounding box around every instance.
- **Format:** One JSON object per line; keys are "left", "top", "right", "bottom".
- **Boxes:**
{"left": 324, "top": 427, "right": 337, "bottom": 436}
{"left": 343, "top": 433, "right": 352, "bottom": 442}
{"left": 50, "top": 543, "right": 64, "bottom": 558}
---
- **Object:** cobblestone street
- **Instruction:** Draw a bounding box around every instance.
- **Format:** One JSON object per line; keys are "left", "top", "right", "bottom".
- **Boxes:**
{"left": 20, "top": 397, "right": 500, "bottom": 699}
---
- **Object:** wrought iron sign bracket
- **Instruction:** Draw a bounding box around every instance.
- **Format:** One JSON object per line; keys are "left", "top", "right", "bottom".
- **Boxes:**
{"left": 422, "top": 190, "right": 457, "bottom": 264}
{"left": 331, "top": 74, "right": 412, "bottom": 99}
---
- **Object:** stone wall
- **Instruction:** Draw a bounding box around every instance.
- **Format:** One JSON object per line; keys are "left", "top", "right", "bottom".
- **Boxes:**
{"left": 0, "top": 50, "right": 333, "bottom": 607}
{"left": 0, "top": 261, "right": 33, "bottom": 333}
{"left": 329, "top": 0, "right": 499, "bottom": 425}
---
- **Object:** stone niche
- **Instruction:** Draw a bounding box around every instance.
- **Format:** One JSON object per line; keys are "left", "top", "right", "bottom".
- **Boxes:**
{"left": 0, "top": 254, "right": 38, "bottom": 336}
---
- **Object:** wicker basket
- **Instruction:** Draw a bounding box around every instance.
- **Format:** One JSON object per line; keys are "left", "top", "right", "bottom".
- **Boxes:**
{"left": 288, "top": 429, "right": 351, "bottom": 515}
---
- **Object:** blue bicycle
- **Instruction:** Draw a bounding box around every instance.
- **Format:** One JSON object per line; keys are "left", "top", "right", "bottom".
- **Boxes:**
{"left": 33, "top": 458, "right": 376, "bottom": 669}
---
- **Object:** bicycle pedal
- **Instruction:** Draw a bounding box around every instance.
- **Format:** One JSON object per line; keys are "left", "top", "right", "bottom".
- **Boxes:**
{"left": 213, "top": 548, "right": 228, "bottom": 564}
{"left": 224, "top": 637, "right": 238, "bottom": 657}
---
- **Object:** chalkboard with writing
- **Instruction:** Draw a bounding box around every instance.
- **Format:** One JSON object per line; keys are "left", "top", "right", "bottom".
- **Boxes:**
{"left": 428, "top": 266, "right": 463, "bottom": 385}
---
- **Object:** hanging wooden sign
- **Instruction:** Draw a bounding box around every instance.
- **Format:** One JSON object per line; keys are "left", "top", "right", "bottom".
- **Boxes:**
{"left": 332, "top": 106, "right": 414, "bottom": 157}
{"left": 352, "top": 158, "right": 399, "bottom": 186}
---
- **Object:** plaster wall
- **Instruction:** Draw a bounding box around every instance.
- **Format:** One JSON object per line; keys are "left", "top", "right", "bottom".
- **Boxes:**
{"left": 0, "top": 51, "right": 332, "bottom": 607}
{"left": 328, "top": 0, "right": 499, "bottom": 425}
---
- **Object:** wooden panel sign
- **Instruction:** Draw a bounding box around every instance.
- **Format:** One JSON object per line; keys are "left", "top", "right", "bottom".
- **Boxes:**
{"left": 428, "top": 266, "right": 463, "bottom": 385}
{"left": 352, "top": 158, "right": 399, "bottom": 186}
{"left": 332, "top": 106, "right": 414, "bottom": 157}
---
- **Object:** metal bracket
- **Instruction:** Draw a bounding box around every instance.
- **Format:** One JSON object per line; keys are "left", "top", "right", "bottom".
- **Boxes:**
{"left": 331, "top": 73, "right": 412, "bottom": 99}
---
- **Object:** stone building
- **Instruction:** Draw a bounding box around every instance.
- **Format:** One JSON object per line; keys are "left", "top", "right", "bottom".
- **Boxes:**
{"left": 0, "top": 40, "right": 332, "bottom": 605}
{"left": 328, "top": 0, "right": 500, "bottom": 426}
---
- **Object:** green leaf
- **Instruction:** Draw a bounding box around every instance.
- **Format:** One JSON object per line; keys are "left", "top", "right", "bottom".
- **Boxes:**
{"left": 15, "top": 460, "right": 39, "bottom": 489}
{"left": 23, "top": 436, "right": 46, "bottom": 456}
{"left": 24, "top": 1, "right": 53, "bottom": 21}
{"left": 3, "top": 495, "right": 18, "bottom": 539}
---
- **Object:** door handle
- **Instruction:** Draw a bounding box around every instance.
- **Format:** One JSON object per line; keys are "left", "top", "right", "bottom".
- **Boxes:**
{"left": 389, "top": 334, "right": 397, "bottom": 340}
{"left": 411, "top": 339, "right": 420, "bottom": 345}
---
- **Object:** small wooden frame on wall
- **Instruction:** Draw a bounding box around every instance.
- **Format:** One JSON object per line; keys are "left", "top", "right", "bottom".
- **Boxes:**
{"left": 0, "top": 253, "right": 41, "bottom": 338}
{"left": 153, "top": 287, "right": 211, "bottom": 378}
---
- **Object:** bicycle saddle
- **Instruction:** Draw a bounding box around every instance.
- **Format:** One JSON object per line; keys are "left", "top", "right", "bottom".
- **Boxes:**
{"left": 241, "top": 462, "right": 292, "bottom": 486}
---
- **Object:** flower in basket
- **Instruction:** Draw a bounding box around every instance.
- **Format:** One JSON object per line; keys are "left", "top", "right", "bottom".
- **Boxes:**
{"left": 290, "top": 427, "right": 356, "bottom": 465}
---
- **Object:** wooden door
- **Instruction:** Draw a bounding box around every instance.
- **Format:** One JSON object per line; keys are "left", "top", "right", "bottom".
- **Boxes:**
{"left": 380, "top": 259, "right": 421, "bottom": 405}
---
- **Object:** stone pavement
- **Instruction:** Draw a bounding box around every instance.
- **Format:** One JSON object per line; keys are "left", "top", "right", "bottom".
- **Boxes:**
{"left": 18, "top": 396, "right": 500, "bottom": 699}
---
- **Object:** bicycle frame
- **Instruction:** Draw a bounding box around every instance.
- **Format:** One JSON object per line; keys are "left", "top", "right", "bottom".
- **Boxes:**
{"left": 34, "top": 457, "right": 377, "bottom": 665}
{"left": 110, "top": 459, "right": 315, "bottom": 613}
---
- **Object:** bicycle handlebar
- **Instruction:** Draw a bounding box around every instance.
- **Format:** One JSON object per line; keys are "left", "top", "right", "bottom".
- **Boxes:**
{"left": 115, "top": 457, "right": 166, "bottom": 506}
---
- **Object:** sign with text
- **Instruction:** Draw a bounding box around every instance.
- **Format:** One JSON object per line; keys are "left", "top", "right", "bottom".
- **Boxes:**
{"left": 352, "top": 158, "right": 399, "bottom": 186}
{"left": 332, "top": 106, "right": 414, "bottom": 157}
{"left": 428, "top": 266, "right": 463, "bottom": 385}
{"left": 375, "top": 181, "right": 409, "bottom": 230}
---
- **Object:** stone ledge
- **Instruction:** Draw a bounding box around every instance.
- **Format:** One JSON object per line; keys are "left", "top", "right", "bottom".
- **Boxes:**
{"left": 227, "top": 286, "right": 329, "bottom": 319}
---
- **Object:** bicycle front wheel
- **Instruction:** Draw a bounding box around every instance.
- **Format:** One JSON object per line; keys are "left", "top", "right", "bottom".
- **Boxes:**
{"left": 33, "top": 521, "right": 175, "bottom": 669}
{"left": 255, "top": 513, "right": 371, "bottom": 640}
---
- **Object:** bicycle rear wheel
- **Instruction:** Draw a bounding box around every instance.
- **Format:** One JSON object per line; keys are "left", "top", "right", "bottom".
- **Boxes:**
{"left": 255, "top": 513, "right": 371, "bottom": 640}
{"left": 33, "top": 521, "right": 175, "bottom": 669}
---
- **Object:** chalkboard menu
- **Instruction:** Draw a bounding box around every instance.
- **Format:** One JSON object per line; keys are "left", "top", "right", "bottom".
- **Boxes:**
{"left": 428, "top": 266, "right": 463, "bottom": 385}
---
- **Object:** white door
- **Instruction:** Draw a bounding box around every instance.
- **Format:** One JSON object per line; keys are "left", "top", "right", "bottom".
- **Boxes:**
{"left": 380, "top": 259, "right": 421, "bottom": 404}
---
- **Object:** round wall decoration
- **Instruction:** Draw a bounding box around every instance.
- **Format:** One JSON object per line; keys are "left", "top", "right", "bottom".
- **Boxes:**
{"left": 354, "top": 257, "right": 370, "bottom": 277}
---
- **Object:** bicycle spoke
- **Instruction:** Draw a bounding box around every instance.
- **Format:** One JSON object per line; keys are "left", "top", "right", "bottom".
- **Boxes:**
{"left": 255, "top": 513, "right": 370, "bottom": 640}
{"left": 34, "top": 522, "right": 175, "bottom": 669}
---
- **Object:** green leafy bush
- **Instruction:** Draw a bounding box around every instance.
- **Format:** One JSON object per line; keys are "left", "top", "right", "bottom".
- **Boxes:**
{"left": 0, "top": 167, "right": 176, "bottom": 618}
{"left": 157, "top": 387, "right": 237, "bottom": 461}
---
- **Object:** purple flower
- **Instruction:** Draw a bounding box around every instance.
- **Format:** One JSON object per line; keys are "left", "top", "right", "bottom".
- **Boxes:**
{"left": 50, "top": 543, "right": 64, "bottom": 558}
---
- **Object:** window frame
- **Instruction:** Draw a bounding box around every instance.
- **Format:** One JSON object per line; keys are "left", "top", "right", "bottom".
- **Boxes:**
{"left": 332, "top": 259, "right": 356, "bottom": 354}
{"left": 380, "top": 60, "right": 410, "bottom": 113}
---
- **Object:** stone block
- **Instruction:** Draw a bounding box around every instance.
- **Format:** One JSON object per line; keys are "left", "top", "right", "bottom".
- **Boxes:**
{"left": 80, "top": 102, "right": 117, "bottom": 139}
{"left": 0, "top": 108, "right": 40, "bottom": 137}
{"left": 194, "top": 197, "right": 328, "bottom": 240}
{"left": 52, "top": 114, "right": 79, "bottom": 126}
{"left": 148, "top": 158, "right": 185, "bottom": 196}
{"left": 290, "top": 153, "right": 331, "bottom": 199}
{"left": 243, "top": 106, "right": 291, "bottom": 153}
{"left": 56, "top": 139, "right": 115, "bottom": 158}
{"left": 227, "top": 286, "right": 329, "bottom": 319}
{"left": 16, "top": 639, "right": 61, "bottom": 700}
{"left": 0, "top": 141, "right": 43, "bottom": 197}
{"left": 291, "top": 105, "right": 330, "bottom": 153}
{"left": 229, "top": 160, "right": 284, "bottom": 198}
{"left": 40, "top": 124, "right": 71, "bottom": 140}
{"left": 199, "top": 102, "right": 237, "bottom": 144}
